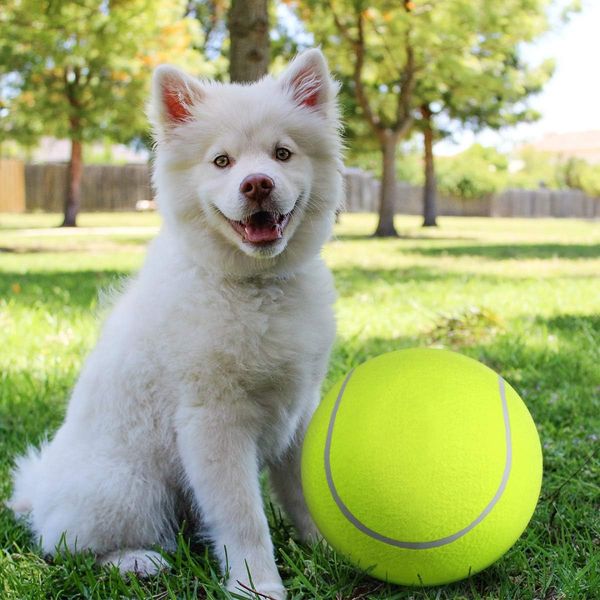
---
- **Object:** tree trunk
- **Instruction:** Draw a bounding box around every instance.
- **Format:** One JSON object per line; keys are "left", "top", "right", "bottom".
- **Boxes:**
{"left": 421, "top": 105, "right": 437, "bottom": 227}
{"left": 374, "top": 130, "right": 399, "bottom": 237}
{"left": 228, "top": 0, "right": 269, "bottom": 83}
{"left": 62, "top": 138, "right": 82, "bottom": 227}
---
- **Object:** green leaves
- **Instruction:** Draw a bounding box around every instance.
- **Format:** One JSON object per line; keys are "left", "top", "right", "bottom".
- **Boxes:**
{"left": 0, "top": 0, "right": 204, "bottom": 146}
{"left": 435, "top": 144, "right": 509, "bottom": 201}
{"left": 300, "top": 0, "right": 569, "bottom": 162}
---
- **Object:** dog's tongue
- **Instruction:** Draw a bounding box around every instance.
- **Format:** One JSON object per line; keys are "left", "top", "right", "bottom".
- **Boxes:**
{"left": 244, "top": 212, "right": 282, "bottom": 243}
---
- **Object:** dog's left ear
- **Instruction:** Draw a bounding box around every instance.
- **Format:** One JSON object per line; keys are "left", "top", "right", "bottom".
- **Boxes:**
{"left": 279, "top": 49, "right": 337, "bottom": 112}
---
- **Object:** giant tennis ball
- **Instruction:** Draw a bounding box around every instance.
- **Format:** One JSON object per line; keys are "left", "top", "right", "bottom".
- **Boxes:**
{"left": 301, "top": 348, "right": 543, "bottom": 586}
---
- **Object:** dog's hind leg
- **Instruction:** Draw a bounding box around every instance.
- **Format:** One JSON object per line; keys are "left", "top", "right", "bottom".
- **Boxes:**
{"left": 268, "top": 403, "right": 321, "bottom": 545}
{"left": 99, "top": 549, "right": 170, "bottom": 576}
{"left": 11, "top": 434, "right": 178, "bottom": 568}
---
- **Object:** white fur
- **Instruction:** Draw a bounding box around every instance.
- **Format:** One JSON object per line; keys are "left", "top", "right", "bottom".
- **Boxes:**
{"left": 10, "top": 49, "right": 342, "bottom": 599}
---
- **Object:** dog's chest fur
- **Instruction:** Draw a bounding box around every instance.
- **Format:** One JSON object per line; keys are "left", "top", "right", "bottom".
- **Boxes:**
{"left": 191, "top": 270, "right": 334, "bottom": 382}
{"left": 92, "top": 237, "right": 336, "bottom": 461}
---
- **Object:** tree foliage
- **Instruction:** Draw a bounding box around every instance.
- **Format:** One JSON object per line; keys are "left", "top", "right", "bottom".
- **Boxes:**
{"left": 509, "top": 148, "right": 600, "bottom": 197}
{"left": 560, "top": 158, "right": 600, "bottom": 197}
{"left": 184, "top": 0, "right": 229, "bottom": 60}
{"left": 0, "top": 0, "right": 205, "bottom": 224}
{"left": 403, "top": 143, "right": 600, "bottom": 200}
{"left": 0, "top": 0, "right": 205, "bottom": 147}
{"left": 296, "top": 0, "right": 571, "bottom": 232}
{"left": 437, "top": 144, "right": 509, "bottom": 201}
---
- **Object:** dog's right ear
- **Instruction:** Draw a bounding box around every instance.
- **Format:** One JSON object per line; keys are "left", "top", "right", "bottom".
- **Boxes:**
{"left": 279, "top": 49, "right": 337, "bottom": 113}
{"left": 149, "top": 65, "right": 204, "bottom": 138}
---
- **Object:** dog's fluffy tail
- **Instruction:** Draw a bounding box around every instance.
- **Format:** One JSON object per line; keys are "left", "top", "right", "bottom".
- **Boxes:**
{"left": 8, "top": 444, "right": 46, "bottom": 514}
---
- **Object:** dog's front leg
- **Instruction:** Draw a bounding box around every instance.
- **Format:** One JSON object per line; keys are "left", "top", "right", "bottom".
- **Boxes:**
{"left": 176, "top": 402, "right": 285, "bottom": 599}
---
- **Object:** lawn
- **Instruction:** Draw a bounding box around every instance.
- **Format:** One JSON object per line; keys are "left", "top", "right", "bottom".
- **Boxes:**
{"left": 0, "top": 212, "right": 598, "bottom": 600}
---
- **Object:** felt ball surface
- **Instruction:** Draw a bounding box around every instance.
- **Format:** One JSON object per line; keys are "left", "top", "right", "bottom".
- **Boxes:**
{"left": 301, "top": 348, "right": 543, "bottom": 586}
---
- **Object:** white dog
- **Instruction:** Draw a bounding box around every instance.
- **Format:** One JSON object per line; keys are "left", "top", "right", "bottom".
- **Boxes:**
{"left": 10, "top": 49, "right": 342, "bottom": 599}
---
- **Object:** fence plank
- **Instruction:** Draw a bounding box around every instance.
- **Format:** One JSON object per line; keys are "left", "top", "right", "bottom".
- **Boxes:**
{"left": 0, "top": 159, "right": 26, "bottom": 212}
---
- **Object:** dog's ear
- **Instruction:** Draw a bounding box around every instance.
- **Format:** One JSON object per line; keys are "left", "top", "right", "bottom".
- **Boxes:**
{"left": 149, "top": 65, "right": 204, "bottom": 136}
{"left": 279, "top": 49, "right": 337, "bottom": 111}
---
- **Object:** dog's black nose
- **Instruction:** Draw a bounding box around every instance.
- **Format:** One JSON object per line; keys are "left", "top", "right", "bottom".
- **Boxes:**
{"left": 240, "top": 173, "right": 274, "bottom": 203}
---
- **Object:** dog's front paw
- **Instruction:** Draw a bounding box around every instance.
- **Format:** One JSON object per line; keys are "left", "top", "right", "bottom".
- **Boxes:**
{"left": 228, "top": 576, "right": 286, "bottom": 600}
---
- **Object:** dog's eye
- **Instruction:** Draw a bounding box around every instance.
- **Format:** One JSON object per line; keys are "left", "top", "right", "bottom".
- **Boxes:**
{"left": 213, "top": 155, "right": 230, "bottom": 168}
{"left": 275, "top": 147, "right": 292, "bottom": 161}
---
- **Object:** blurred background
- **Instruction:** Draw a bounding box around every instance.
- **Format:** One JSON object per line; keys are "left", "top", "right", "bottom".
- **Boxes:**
{"left": 0, "top": 0, "right": 598, "bottom": 230}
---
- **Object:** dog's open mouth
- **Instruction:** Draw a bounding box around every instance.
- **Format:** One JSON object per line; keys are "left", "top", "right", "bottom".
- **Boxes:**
{"left": 228, "top": 211, "right": 292, "bottom": 244}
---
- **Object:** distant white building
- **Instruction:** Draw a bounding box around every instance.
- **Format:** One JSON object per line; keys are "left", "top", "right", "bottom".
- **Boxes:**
{"left": 522, "top": 130, "right": 600, "bottom": 164}
{"left": 29, "top": 137, "right": 149, "bottom": 164}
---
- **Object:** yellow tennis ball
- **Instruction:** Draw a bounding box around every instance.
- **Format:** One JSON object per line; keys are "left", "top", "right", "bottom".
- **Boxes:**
{"left": 301, "top": 348, "right": 543, "bottom": 586}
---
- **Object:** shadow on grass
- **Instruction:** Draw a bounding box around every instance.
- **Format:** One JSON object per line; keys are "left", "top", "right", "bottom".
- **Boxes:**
{"left": 0, "top": 270, "right": 129, "bottom": 309}
{"left": 539, "top": 313, "right": 600, "bottom": 333}
{"left": 406, "top": 243, "right": 600, "bottom": 260}
{"left": 0, "top": 246, "right": 51, "bottom": 254}
{"left": 0, "top": 223, "right": 61, "bottom": 232}
{"left": 331, "top": 232, "right": 479, "bottom": 242}
{"left": 331, "top": 265, "right": 450, "bottom": 294}
{"left": 0, "top": 235, "right": 152, "bottom": 254}
{"left": 331, "top": 263, "right": 534, "bottom": 298}
{"left": 331, "top": 313, "right": 599, "bottom": 416}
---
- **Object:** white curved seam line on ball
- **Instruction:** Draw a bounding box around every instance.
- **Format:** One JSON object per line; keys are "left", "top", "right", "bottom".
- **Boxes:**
{"left": 323, "top": 372, "right": 513, "bottom": 549}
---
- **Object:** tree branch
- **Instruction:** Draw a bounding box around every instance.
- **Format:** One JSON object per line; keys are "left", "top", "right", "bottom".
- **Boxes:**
{"left": 331, "top": 5, "right": 357, "bottom": 45}
{"left": 352, "top": 10, "right": 384, "bottom": 142}
{"left": 394, "top": 14, "right": 417, "bottom": 135}
{"left": 330, "top": 3, "right": 383, "bottom": 139}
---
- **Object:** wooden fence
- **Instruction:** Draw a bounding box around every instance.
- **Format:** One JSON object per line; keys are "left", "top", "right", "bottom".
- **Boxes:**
{"left": 344, "top": 168, "right": 600, "bottom": 219}
{"left": 0, "top": 159, "right": 25, "bottom": 212}
{"left": 2, "top": 162, "right": 599, "bottom": 218}
{"left": 25, "top": 163, "right": 152, "bottom": 212}
{"left": 490, "top": 188, "right": 600, "bottom": 219}
{"left": 345, "top": 171, "right": 491, "bottom": 217}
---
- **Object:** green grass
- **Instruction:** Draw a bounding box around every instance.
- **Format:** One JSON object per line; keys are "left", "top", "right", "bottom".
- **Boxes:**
{"left": 1, "top": 212, "right": 599, "bottom": 599}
